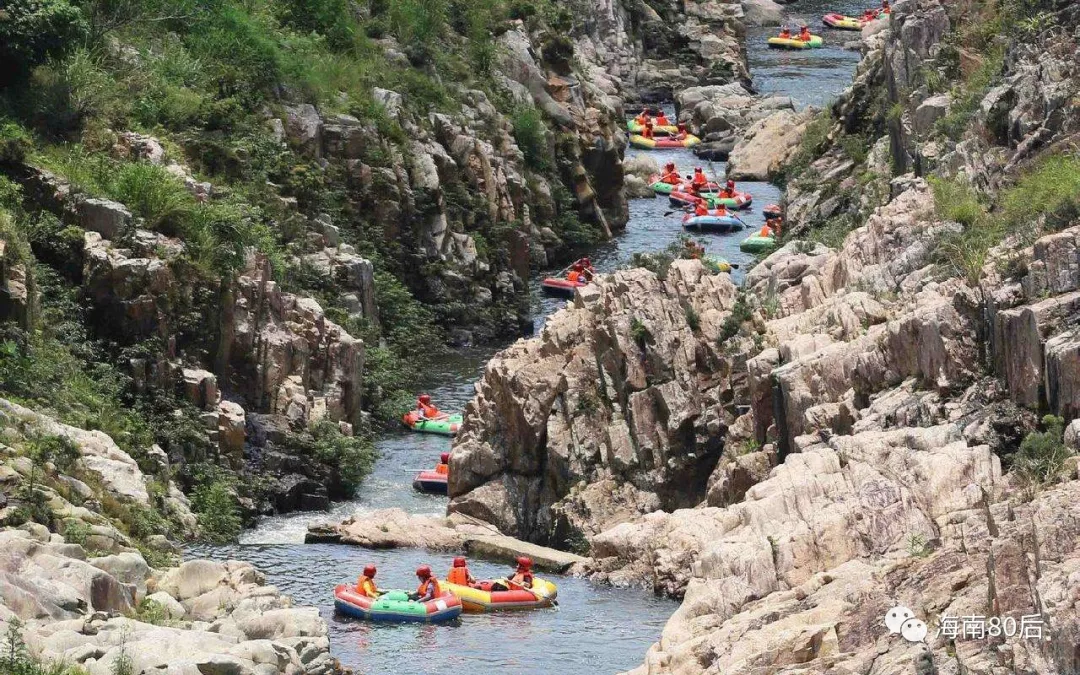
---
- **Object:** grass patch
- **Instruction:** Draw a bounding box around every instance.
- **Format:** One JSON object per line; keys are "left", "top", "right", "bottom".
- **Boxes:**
{"left": 784, "top": 109, "right": 833, "bottom": 183}
{"left": 934, "top": 44, "right": 1005, "bottom": 141}
{"left": 1013, "top": 415, "right": 1069, "bottom": 487}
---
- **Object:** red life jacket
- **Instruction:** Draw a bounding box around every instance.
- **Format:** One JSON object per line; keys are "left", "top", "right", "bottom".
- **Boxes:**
{"left": 447, "top": 567, "right": 470, "bottom": 586}
{"left": 417, "top": 577, "right": 440, "bottom": 599}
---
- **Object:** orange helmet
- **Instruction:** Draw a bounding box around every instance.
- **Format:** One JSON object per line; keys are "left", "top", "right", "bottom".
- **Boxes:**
{"left": 416, "top": 565, "right": 432, "bottom": 579}
{"left": 453, "top": 557, "right": 467, "bottom": 568}
{"left": 363, "top": 564, "right": 376, "bottom": 577}
{"left": 516, "top": 556, "right": 533, "bottom": 570}
{"left": 419, "top": 394, "right": 431, "bottom": 404}
{"left": 440, "top": 452, "right": 449, "bottom": 464}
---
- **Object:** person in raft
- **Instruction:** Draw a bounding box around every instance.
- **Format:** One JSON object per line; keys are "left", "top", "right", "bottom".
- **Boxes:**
{"left": 720, "top": 179, "right": 737, "bottom": 198}
{"left": 691, "top": 167, "right": 709, "bottom": 189}
{"left": 655, "top": 110, "right": 671, "bottom": 126}
{"left": 779, "top": 25, "right": 792, "bottom": 39}
{"left": 881, "top": 0, "right": 890, "bottom": 13}
{"left": 410, "top": 565, "right": 441, "bottom": 602}
{"left": 694, "top": 201, "right": 709, "bottom": 217}
{"left": 862, "top": 8, "right": 877, "bottom": 22}
{"left": 416, "top": 394, "right": 441, "bottom": 419}
{"left": 676, "top": 122, "right": 689, "bottom": 140}
{"left": 641, "top": 121, "right": 655, "bottom": 139}
{"left": 435, "top": 452, "right": 450, "bottom": 475}
{"left": 509, "top": 557, "right": 535, "bottom": 589}
{"left": 356, "top": 564, "right": 380, "bottom": 598}
{"left": 760, "top": 216, "right": 782, "bottom": 238}
{"left": 446, "top": 557, "right": 477, "bottom": 587}
{"left": 799, "top": 25, "right": 811, "bottom": 42}
{"left": 660, "top": 161, "right": 681, "bottom": 184}
{"left": 567, "top": 261, "right": 594, "bottom": 284}
{"left": 634, "top": 110, "right": 649, "bottom": 127}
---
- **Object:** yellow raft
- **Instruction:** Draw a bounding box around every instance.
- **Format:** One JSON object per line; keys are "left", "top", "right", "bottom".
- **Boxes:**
{"left": 441, "top": 578, "right": 558, "bottom": 613}
{"left": 628, "top": 134, "right": 701, "bottom": 150}
{"left": 627, "top": 120, "right": 680, "bottom": 136}
{"left": 767, "top": 35, "right": 824, "bottom": 49}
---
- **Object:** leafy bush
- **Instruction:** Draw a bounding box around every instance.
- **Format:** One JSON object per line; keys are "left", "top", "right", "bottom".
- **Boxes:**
{"left": 107, "top": 163, "right": 195, "bottom": 234}
{"left": 0, "top": 120, "right": 33, "bottom": 164}
{"left": 630, "top": 317, "right": 653, "bottom": 348}
{"left": 190, "top": 469, "right": 241, "bottom": 543}
{"left": 719, "top": 293, "right": 752, "bottom": 341}
{"left": 1013, "top": 415, "right": 1069, "bottom": 486}
{"left": 0, "top": 0, "right": 89, "bottom": 86}
{"left": 684, "top": 305, "right": 700, "bottom": 332}
{"left": 277, "top": 0, "right": 358, "bottom": 50}
{"left": 290, "top": 420, "right": 376, "bottom": 496}
{"left": 930, "top": 176, "right": 985, "bottom": 227}
{"left": 511, "top": 106, "right": 552, "bottom": 172}
{"left": 784, "top": 109, "right": 832, "bottom": 182}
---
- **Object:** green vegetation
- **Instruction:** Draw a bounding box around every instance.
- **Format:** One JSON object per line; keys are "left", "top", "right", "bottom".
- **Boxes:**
{"left": 784, "top": 109, "right": 833, "bottom": 183}
{"left": 719, "top": 293, "right": 752, "bottom": 342}
{"left": 934, "top": 44, "right": 1006, "bottom": 141}
{"left": 683, "top": 305, "right": 700, "bottom": 332}
{"left": 189, "top": 465, "right": 242, "bottom": 544}
{"left": 630, "top": 318, "right": 653, "bottom": 348}
{"left": 930, "top": 154, "right": 1080, "bottom": 283}
{"left": 2, "top": 618, "right": 87, "bottom": 675}
{"left": 1013, "top": 415, "right": 1069, "bottom": 486}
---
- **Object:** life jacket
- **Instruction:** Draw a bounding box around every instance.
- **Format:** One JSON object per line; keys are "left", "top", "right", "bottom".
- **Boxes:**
{"left": 642, "top": 126, "right": 654, "bottom": 139}
{"left": 635, "top": 113, "right": 648, "bottom": 126}
{"left": 435, "top": 463, "right": 449, "bottom": 475}
{"left": 722, "top": 188, "right": 734, "bottom": 198}
{"left": 416, "top": 577, "right": 440, "bottom": 599}
{"left": 714, "top": 207, "right": 728, "bottom": 216}
{"left": 694, "top": 204, "right": 708, "bottom": 216}
{"left": 780, "top": 29, "right": 791, "bottom": 38}
{"left": 509, "top": 571, "right": 533, "bottom": 587}
{"left": 419, "top": 403, "right": 440, "bottom": 418}
{"left": 567, "top": 270, "right": 581, "bottom": 282}
{"left": 447, "top": 566, "right": 471, "bottom": 586}
{"left": 662, "top": 172, "right": 681, "bottom": 185}
{"left": 356, "top": 576, "right": 378, "bottom": 598}
{"left": 800, "top": 30, "right": 811, "bottom": 41}
{"left": 691, "top": 172, "right": 707, "bottom": 187}
{"left": 760, "top": 225, "right": 774, "bottom": 238}
{"left": 656, "top": 114, "right": 670, "bottom": 125}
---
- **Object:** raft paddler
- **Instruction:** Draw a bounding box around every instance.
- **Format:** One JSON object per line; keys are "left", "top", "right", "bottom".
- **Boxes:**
{"left": 416, "top": 394, "right": 442, "bottom": 419}
{"left": 799, "top": 25, "right": 811, "bottom": 42}
{"left": 641, "top": 121, "right": 655, "bottom": 139}
{"left": 691, "top": 167, "right": 709, "bottom": 190}
{"left": 655, "top": 111, "right": 671, "bottom": 126}
{"left": 446, "top": 557, "right": 477, "bottom": 587}
{"left": 508, "top": 557, "right": 535, "bottom": 590}
{"left": 660, "top": 161, "right": 681, "bottom": 185}
{"left": 411, "top": 565, "right": 440, "bottom": 602}
{"left": 779, "top": 26, "right": 792, "bottom": 39}
{"left": 356, "top": 564, "right": 380, "bottom": 598}
{"left": 435, "top": 452, "right": 449, "bottom": 475}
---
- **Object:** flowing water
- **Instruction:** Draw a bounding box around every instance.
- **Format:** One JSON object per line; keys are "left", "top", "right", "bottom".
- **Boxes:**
{"left": 192, "top": 11, "right": 870, "bottom": 671}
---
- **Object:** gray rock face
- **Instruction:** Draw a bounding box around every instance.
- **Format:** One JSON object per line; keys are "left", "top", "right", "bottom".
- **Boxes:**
{"left": 448, "top": 261, "right": 741, "bottom": 545}
{"left": 78, "top": 199, "right": 131, "bottom": 239}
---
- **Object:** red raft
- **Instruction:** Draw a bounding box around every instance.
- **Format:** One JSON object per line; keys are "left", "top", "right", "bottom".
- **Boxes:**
{"left": 334, "top": 585, "right": 462, "bottom": 623}
{"left": 669, "top": 189, "right": 753, "bottom": 210}
{"left": 541, "top": 277, "right": 589, "bottom": 298}
{"left": 412, "top": 469, "right": 448, "bottom": 495}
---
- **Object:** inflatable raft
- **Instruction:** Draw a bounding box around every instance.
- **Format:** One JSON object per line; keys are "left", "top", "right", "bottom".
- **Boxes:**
{"left": 767, "top": 35, "right": 824, "bottom": 49}
{"left": 627, "top": 120, "right": 679, "bottom": 136}
{"left": 648, "top": 176, "right": 720, "bottom": 195}
{"left": 762, "top": 203, "right": 783, "bottom": 219}
{"left": 541, "top": 277, "right": 589, "bottom": 297}
{"left": 740, "top": 235, "right": 777, "bottom": 253}
{"left": 442, "top": 578, "right": 558, "bottom": 613}
{"left": 669, "top": 190, "right": 753, "bottom": 210}
{"left": 823, "top": 13, "right": 864, "bottom": 29}
{"left": 683, "top": 213, "right": 745, "bottom": 232}
{"left": 333, "top": 586, "right": 463, "bottom": 623}
{"left": 402, "top": 411, "right": 462, "bottom": 436}
{"left": 412, "top": 469, "right": 448, "bottom": 495}
{"left": 629, "top": 134, "right": 701, "bottom": 150}
{"left": 702, "top": 256, "right": 732, "bottom": 273}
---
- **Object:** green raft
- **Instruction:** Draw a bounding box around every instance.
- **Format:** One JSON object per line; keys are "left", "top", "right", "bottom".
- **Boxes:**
{"left": 740, "top": 235, "right": 777, "bottom": 253}
{"left": 402, "top": 412, "right": 463, "bottom": 436}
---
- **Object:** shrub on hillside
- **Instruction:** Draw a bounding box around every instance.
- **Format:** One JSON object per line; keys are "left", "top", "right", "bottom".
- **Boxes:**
{"left": 0, "top": 0, "right": 89, "bottom": 86}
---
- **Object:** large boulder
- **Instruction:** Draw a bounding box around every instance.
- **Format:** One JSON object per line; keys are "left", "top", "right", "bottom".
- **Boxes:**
{"left": 727, "top": 109, "right": 814, "bottom": 180}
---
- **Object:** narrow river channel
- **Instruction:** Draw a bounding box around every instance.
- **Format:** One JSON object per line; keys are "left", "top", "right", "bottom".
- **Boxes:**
{"left": 192, "top": 5, "right": 871, "bottom": 671}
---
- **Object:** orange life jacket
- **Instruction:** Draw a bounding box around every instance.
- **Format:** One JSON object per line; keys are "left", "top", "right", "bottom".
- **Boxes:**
{"left": 509, "top": 571, "right": 533, "bottom": 587}
{"left": 635, "top": 113, "right": 648, "bottom": 126}
{"left": 567, "top": 270, "right": 581, "bottom": 282}
{"left": 642, "top": 126, "right": 654, "bottom": 139}
{"left": 780, "top": 29, "right": 791, "bottom": 38}
{"left": 416, "top": 577, "right": 440, "bottom": 599}
{"left": 692, "top": 172, "right": 707, "bottom": 187}
{"left": 356, "top": 576, "right": 378, "bottom": 598}
{"left": 800, "top": 30, "right": 811, "bottom": 41}
{"left": 447, "top": 566, "right": 471, "bottom": 586}
{"left": 435, "top": 463, "right": 449, "bottom": 475}
{"left": 419, "top": 403, "right": 440, "bottom": 418}
{"left": 695, "top": 204, "right": 708, "bottom": 216}
{"left": 656, "top": 114, "right": 670, "bottom": 126}
{"left": 661, "top": 172, "right": 681, "bottom": 185}
{"left": 760, "top": 225, "right": 774, "bottom": 238}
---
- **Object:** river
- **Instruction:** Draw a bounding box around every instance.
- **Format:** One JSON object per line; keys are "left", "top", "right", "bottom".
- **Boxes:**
{"left": 192, "top": 6, "right": 871, "bottom": 672}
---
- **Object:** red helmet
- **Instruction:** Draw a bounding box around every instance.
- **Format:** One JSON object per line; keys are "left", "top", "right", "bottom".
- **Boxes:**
{"left": 516, "top": 556, "right": 533, "bottom": 570}
{"left": 582, "top": 257, "right": 592, "bottom": 265}
{"left": 440, "top": 452, "right": 450, "bottom": 464}
{"left": 419, "top": 394, "right": 431, "bottom": 404}
{"left": 694, "top": 167, "right": 703, "bottom": 173}
{"left": 572, "top": 263, "right": 584, "bottom": 271}
{"left": 453, "top": 557, "right": 467, "bottom": 568}
{"left": 363, "top": 564, "right": 376, "bottom": 577}
{"left": 665, "top": 162, "right": 675, "bottom": 171}
{"left": 416, "top": 565, "right": 432, "bottom": 579}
